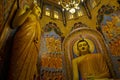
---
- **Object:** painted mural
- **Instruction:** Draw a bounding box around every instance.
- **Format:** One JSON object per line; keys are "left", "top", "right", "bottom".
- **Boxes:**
{"left": 101, "top": 11, "right": 120, "bottom": 56}
{"left": 38, "top": 22, "right": 66, "bottom": 80}
{"left": 97, "top": 5, "right": 120, "bottom": 78}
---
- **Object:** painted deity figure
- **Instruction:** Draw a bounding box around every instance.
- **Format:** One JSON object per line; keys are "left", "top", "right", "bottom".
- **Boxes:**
{"left": 72, "top": 39, "right": 110, "bottom": 80}
{"left": 8, "top": 3, "right": 41, "bottom": 80}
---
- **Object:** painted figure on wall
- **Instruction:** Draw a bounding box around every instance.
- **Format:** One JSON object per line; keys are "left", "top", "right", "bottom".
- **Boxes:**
{"left": 101, "top": 14, "right": 120, "bottom": 56}
{"left": 8, "top": 3, "right": 41, "bottom": 80}
{"left": 97, "top": 6, "right": 120, "bottom": 78}
{"left": 72, "top": 39, "right": 110, "bottom": 80}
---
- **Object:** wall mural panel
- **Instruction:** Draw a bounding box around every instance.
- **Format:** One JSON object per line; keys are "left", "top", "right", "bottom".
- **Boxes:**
{"left": 101, "top": 11, "right": 120, "bottom": 55}
{"left": 97, "top": 5, "right": 120, "bottom": 78}
{"left": 38, "top": 22, "right": 66, "bottom": 80}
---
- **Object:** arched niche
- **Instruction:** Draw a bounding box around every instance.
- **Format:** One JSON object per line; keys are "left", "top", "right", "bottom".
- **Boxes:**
{"left": 62, "top": 27, "right": 115, "bottom": 80}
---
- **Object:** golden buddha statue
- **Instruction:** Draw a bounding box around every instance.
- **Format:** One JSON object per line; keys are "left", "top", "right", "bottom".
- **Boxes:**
{"left": 8, "top": 3, "right": 41, "bottom": 80}
{"left": 72, "top": 39, "right": 110, "bottom": 80}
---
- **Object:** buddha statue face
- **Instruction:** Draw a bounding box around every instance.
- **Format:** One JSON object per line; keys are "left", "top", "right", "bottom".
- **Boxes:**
{"left": 77, "top": 40, "right": 90, "bottom": 54}
{"left": 32, "top": 4, "right": 41, "bottom": 17}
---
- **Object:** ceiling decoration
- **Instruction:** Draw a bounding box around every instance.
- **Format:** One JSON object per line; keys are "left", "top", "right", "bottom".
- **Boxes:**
{"left": 42, "top": 0, "right": 93, "bottom": 26}
{"left": 58, "top": 0, "right": 81, "bottom": 14}
{"left": 45, "top": 0, "right": 92, "bottom": 18}
{"left": 46, "top": 0, "right": 82, "bottom": 14}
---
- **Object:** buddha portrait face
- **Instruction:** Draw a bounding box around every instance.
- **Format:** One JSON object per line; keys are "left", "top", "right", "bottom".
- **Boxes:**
{"left": 77, "top": 40, "right": 90, "bottom": 55}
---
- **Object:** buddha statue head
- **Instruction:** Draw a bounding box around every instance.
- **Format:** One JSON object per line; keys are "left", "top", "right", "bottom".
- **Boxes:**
{"left": 77, "top": 39, "right": 91, "bottom": 56}
{"left": 31, "top": 3, "right": 41, "bottom": 17}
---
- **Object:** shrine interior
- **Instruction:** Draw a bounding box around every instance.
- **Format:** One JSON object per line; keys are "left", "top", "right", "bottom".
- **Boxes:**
{"left": 0, "top": 0, "right": 120, "bottom": 80}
